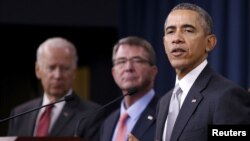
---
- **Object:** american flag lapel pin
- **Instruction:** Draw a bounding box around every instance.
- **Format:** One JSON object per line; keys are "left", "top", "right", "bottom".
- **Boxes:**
{"left": 147, "top": 115, "right": 153, "bottom": 120}
{"left": 64, "top": 112, "right": 69, "bottom": 117}
{"left": 191, "top": 98, "right": 196, "bottom": 103}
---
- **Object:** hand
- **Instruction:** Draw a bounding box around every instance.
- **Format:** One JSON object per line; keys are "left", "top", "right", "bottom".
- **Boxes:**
{"left": 128, "top": 133, "right": 139, "bottom": 141}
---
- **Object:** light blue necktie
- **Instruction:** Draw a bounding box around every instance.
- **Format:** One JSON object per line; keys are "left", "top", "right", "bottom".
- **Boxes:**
{"left": 165, "top": 84, "right": 182, "bottom": 141}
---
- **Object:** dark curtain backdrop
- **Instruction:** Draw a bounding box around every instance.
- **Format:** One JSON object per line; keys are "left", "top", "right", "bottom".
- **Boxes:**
{"left": 118, "top": 0, "right": 250, "bottom": 96}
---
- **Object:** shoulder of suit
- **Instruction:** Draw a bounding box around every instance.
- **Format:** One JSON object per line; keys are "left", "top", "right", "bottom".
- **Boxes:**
{"left": 12, "top": 97, "right": 41, "bottom": 113}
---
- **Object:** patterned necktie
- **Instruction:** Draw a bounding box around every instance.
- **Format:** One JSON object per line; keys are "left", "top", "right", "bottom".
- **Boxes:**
{"left": 165, "top": 84, "right": 182, "bottom": 141}
{"left": 115, "top": 112, "right": 129, "bottom": 141}
{"left": 36, "top": 104, "right": 54, "bottom": 137}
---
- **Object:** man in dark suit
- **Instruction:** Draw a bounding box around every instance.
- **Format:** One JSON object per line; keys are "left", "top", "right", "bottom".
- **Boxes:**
{"left": 100, "top": 36, "right": 159, "bottom": 141}
{"left": 155, "top": 3, "right": 250, "bottom": 141}
{"left": 8, "top": 37, "right": 103, "bottom": 141}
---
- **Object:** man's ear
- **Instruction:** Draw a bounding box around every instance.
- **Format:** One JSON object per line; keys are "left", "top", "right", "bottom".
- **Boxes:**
{"left": 35, "top": 63, "right": 41, "bottom": 79}
{"left": 205, "top": 34, "right": 217, "bottom": 52}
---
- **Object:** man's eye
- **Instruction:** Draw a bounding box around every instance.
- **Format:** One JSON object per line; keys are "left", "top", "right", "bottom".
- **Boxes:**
{"left": 116, "top": 60, "right": 126, "bottom": 65}
{"left": 185, "top": 28, "right": 194, "bottom": 33}
{"left": 47, "top": 66, "right": 55, "bottom": 71}
{"left": 133, "top": 59, "right": 144, "bottom": 64}
{"left": 166, "top": 30, "right": 174, "bottom": 34}
{"left": 62, "top": 66, "right": 70, "bottom": 71}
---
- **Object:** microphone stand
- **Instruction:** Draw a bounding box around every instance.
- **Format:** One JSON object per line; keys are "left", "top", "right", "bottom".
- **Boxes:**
{"left": 74, "top": 88, "right": 137, "bottom": 137}
{"left": 0, "top": 95, "right": 74, "bottom": 123}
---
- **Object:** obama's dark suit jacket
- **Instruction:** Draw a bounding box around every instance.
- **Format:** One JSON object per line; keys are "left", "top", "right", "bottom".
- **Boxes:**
{"left": 155, "top": 65, "right": 250, "bottom": 141}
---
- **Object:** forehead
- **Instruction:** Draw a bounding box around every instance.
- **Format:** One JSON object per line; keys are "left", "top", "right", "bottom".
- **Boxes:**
{"left": 115, "top": 44, "right": 147, "bottom": 57}
{"left": 165, "top": 9, "right": 202, "bottom": 27}
{"left": 44, "top": 45, "right": 72, "bottom": 55}
{"left": 42, "top": 47, "right": 73, "bottom": 62}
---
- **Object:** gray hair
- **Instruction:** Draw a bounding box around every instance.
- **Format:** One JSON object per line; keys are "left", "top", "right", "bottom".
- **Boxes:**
{"left": 36, "top": 37, "right": 78, "bottom": 67}
{"left": 112, "top": 36, "right": 156, "bottom": 66}
{"left": 170, "top": 3, "right": 213, "bottom": 35}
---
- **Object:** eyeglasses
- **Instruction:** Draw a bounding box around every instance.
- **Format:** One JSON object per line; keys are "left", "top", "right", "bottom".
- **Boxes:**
{"left": 113, "top": 57, "right": 152, "bottom": 68}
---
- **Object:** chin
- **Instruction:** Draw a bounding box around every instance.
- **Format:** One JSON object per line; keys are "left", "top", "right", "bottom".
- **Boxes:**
{"left": 122, "top": 85, "right": 136, "bottom": 90}
{"left": 170, "top": 60, "right": 186, "bottom": 68}
{"left": 171, "top": 63, "right": 180, "bottom": 69}
{"left": 50, "top": 91, "right": 66, "bottom": 97}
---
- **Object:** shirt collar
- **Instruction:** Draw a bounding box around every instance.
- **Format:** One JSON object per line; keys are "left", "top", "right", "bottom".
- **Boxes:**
{"left": 120, "top": 89, "right": 155, "bottom": 120}
{"left": 42, "top": 89, "right": 73, "bottom": 106}
{"left": 176, "top": 60, "right": 207, "bottom": 94}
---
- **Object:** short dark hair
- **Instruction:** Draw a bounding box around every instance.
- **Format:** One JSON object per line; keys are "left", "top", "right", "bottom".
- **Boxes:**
{"left": 112, "top": 36, "right": 156, "bottom": 66}
{"left": 170, "top": 3, "right": 213, "bottom": 35}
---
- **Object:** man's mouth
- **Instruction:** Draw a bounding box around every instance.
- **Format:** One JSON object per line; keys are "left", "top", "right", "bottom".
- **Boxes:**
{"left": 171, "top": 48, "right": 186, "bottom": 56}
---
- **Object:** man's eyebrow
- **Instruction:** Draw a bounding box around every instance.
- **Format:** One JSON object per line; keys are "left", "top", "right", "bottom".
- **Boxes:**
{"left": 165, "top": 24, "right": 195, "bottom": 29}
{"left": 182, "top": 24, "right": 195, "bottom": 29}
{"left": 165, "top": 25, "right": 176, "bottom": 30}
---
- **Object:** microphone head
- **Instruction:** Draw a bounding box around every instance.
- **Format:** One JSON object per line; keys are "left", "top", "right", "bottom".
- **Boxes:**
{"left": 64, "top": 95, "right": 75, "bottom": 102}
{"left": 127, "top": 88, "right": 138, "bottom": 96}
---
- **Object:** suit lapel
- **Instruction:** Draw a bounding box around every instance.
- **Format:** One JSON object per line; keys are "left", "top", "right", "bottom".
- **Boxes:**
{"left": 171, "top": 90, "right": 203, "bottom": 141}
{"left": 156, "top": 91, "right": 172, "bottom": 140}
{"left": 105, "top": 110, "right": 120, "bottom": 140}
{"left": 49, "top": 95, "right": 76, "bottom": 136}
{"left": 51, "top": 105, "right": 74, "bottom": 135}
{"left": 26, "top": 99, "right": 41, "bottom": 135}
{"left": 171, "top": 65, "right": 212, "bottom": 141}
{"left": 26, "top": 110, "right": 39, "bottom": 135}
{"left": 131, "top": 96, "right": 158, "bottom": 139}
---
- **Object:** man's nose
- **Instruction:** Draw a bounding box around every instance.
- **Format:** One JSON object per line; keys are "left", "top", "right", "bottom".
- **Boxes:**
{"left": 172, "top": 31, "right": 184, "bottom": 44}
{"left": 124, "top": 60, "right": 135, "bottom": 71}
{"left": 53, "top": 68, "right": 63, "bottom": 78}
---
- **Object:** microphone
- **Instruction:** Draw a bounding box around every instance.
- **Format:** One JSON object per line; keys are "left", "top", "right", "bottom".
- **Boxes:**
{"left": 74, "top": 88, "right": 138, "bottom": 137}
{"left": 0, "top": 95, "right": 74, "bottom": 123}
